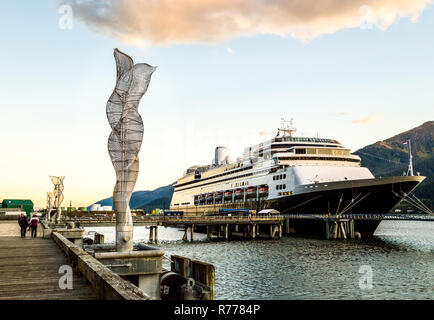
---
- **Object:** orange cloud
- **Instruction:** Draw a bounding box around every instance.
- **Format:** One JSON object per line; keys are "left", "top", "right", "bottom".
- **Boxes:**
{"left": 352, "top": 114, "right": 384, "bottom": 125}
{"left": 259, "top": 130, "right": 273, "bottom": 136}
{"left": 64, "top": 0, "right": 432, "bottom": 45}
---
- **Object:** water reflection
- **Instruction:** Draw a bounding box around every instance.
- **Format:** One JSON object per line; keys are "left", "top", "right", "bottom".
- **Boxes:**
{"left": 84, "top": 221, "right": 434, "bottom": 299}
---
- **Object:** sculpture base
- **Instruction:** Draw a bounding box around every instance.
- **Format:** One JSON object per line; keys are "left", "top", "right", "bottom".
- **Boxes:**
{"left": 95, "top": 249, "right": 164, "bottom": 299}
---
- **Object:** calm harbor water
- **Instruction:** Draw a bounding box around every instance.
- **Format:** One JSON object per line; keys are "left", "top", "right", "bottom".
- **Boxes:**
{"left": 84, "top": 221, "right": 434, "bottom": 300}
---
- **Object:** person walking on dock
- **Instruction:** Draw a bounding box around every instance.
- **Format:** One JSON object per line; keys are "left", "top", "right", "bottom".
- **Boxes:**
{"left": 18, "top": 214, "right": 29, "bottom": 238}
{"left": 29, "top": 214, "right": 39, "bottom": 238}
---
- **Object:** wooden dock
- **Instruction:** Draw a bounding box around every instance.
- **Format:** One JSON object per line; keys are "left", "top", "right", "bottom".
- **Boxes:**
{"left": 0, "top": 236, "right": 96, "bottom": 300}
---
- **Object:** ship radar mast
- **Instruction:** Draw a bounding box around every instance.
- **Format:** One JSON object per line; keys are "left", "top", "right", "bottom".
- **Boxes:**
{"left": 278, "top": 118, "right": 297, "bottom": 137}
{"left": 406, "top": 139, "right": 414, "bottom": 176}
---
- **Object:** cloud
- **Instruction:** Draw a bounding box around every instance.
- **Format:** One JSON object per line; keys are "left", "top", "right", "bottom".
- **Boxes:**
{"left": 62, "top": 0, "right": 432, "bottom": 45}
{"left": 259, "top": 130, "right": 274, "bottom": 136}
{"left": 352, "top": 114, "right": 384, "bottom": 125}
{"left": 226, "top": 47, "right": 234, "bottom": 54}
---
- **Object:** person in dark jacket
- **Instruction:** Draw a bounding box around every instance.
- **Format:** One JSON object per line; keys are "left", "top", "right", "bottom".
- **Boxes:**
{"left": 18, "top": 214, "right": 29, "bottom": 238}
{"left": 29, "top": 214, "right": 39, "bottom": 238}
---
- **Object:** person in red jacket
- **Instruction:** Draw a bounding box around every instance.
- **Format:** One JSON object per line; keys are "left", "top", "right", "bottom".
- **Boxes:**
{"left": 29, "top": 214, "right": 39, "bottom": 238}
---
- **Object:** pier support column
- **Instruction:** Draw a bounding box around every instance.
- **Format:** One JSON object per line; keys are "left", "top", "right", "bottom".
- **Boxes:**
{"left": 340, "top": 222, "right": 347, "bottom": 240}
{"left": 349, "top": 220, "right": 355, "bottom": 239}
{"left": 252, "top": 224, "right": 256, "bottom": 239}
{"left": 331, "top": 222, "right": 338, "bottom": 239}
{"left": 182, "top": 226, "right": 189, "bottom": 241}
{"left": 154, "top": 226, "right": 158, "bottom": 242}
{"left": 243, "top": 225, "right": 247, "bottom": 238}
{"left": 149, "top": 226, "right": 154, "bottom": 242}
{"left": 190, "top": 224, "right": 194, "bottom": 241}
{"left": 224, "top": 224, "right": 229, "bottom": 240}
{"left": 207, "top": 226, "right": 211, "bottom": 240}
{"left": 327, "top": 220, "right": 352, "bottom": 240}
{"left": 256, "top": 225, "right": 260, "bottom": 236}
{"left": 279, "top": 224, "right": 282, "bottom": 239}
{"left": 269, "top": 225, "right": 273, "bottom": 239}
{"left": 285, "top": 218, "right": 290, "bottom": 234}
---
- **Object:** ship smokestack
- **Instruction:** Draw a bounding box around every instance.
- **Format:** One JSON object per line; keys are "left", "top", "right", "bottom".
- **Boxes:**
{"left": 214, "top": 146, "right": 228, "bottom": 166}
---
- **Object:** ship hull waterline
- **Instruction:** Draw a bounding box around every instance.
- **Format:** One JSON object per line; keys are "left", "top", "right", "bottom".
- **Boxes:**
{"left": 171, "top": 176, "right": 425, "bottom": 237}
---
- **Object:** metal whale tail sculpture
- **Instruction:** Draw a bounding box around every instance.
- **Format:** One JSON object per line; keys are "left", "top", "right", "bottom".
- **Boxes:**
{"left": 106, "top": 48, "right": 156, "bottom": 252}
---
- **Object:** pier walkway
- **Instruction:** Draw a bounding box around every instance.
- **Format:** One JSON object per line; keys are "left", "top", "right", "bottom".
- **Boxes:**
{"left": 0, "top": 236, "right": 96, "bottom": 300}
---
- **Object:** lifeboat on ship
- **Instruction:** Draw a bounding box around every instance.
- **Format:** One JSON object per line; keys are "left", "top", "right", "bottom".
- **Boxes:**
{"left": 234, "top": 189, "right": 244, "bottom": 199}
{"left": 259, "top": 185, "right": 269, "bottom": 197}
{"left": 198, "top": 194, "right": 206, "bottom": 204}
{"left": 246, "top": 186, "right": 257, "bottom": 198}
{"left": 224, "top": 190, "right": 233, "bottom": 200}
{"left": 214, "top": 192, "right": 223, "bottom": 200}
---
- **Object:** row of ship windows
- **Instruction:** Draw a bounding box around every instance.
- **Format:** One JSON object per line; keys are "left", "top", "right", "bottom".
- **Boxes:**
{"left": 177, "top": 165, "right": 252, "bottom": 188}
{"left": 277, "top": 157, "right": 359, "bottom": 162}
{"left": 273, "top": 174, "right": 286, "bottom": 180}
{"left": 176, "top": 168, "right": 272, "bottom": 193}
{"left": 276, "top": 184, "right": 286, "bottom": 190}
{"left": 231, "top": 181, "right": 249, "bottom": 188}
{"left": 173, "top": 202, "right": 191, "bottom": 206}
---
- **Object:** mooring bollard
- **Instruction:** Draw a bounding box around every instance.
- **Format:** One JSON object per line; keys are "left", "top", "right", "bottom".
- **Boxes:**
{"left": 94, "top": 232, "right": 104, "bottom": 244}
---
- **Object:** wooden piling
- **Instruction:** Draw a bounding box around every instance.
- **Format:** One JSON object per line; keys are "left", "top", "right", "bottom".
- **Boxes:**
{"left": 206, "top": 226, "right": 211, "bottom": 240}
{"left": 182, "top": 227, "right": 188, "bottom": 241}
{"left": 340, "top": 222, "right": 347, "bottom": 240}
{"left": 149, "top": 226, "right": 154, "bottom": 242}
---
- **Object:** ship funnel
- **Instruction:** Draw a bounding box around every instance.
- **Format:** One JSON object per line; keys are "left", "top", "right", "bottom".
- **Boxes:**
{"left": 214, "top": 146, "right": 228, "bottom": 166}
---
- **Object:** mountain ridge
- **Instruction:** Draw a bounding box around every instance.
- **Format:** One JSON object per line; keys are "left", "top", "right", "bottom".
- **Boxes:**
{"left": 354, "top": 120, "right": 433, "bottom": 206}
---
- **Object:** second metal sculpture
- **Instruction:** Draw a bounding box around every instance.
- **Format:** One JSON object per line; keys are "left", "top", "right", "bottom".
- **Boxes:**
{"left": 50, "top": 176, "right": 65, "bottom": 223}
{"left": 107, "top": 48, "right": 156, "bottom": 252}
{"left": 46, "top": 192, "right": 55, "bottom": 221}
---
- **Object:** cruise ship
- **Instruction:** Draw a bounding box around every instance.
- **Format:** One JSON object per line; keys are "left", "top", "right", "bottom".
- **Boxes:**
{"left": 170, "top": 121, "right": 425, "bottom": 217}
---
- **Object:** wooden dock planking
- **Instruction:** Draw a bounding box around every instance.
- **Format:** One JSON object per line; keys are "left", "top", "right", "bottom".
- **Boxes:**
{"left": 0, "top": 237, "right": 96, "bottom": 300}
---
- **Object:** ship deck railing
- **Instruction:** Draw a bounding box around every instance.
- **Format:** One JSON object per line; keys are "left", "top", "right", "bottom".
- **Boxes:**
{"left": 282, "top": 213, "right": 434, "bottom": 221}
{"left": 65, "top": 214, "right": 285, "bottom": 225}
{"left": 64, "top": 213, "right": 434, "bottom": 224}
